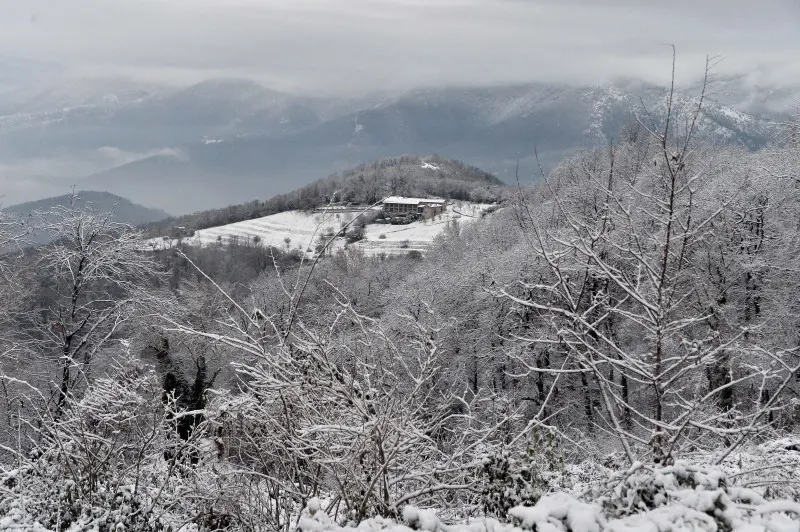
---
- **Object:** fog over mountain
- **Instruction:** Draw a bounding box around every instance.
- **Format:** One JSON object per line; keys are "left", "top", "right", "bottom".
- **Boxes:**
{"left": 0, "top": 74, "right": 792, "bottom": 213}
{"left": 0, "top": 1, "right": 797, "bottom": 212}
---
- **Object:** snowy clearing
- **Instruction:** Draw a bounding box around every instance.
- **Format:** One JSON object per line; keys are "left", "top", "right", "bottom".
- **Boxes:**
{"left": 146, "top": 202, "right": 495, "bottom": 257}
{"left": 355, "top": 202, "right": 489, "bottom": 256}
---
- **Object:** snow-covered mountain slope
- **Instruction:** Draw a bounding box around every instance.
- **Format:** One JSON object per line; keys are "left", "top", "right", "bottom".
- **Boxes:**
{"left": 146, "top": 202, "right": 493, "bottom": 257}
{"left": 581, "top": 84, "right": 773, "bottom": 146}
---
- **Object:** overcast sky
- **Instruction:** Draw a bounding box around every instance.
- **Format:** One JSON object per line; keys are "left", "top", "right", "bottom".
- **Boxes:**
{"left": 0, "top": 0, "right": 798, "bottom": 95}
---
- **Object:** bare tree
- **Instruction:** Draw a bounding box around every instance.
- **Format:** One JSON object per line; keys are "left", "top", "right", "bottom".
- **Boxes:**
{"left": 499, "top": 54, "right": 800, "bottom": 465}
{"left": 11, "top": 195, "right": 162, "bottom": 420}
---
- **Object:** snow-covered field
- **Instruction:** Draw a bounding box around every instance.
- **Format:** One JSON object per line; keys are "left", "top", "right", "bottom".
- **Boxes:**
{"left": 356, "top": 203, "right": 489, "bottom": 255}
{"left": 146, "top": 202, "right": 494, "bottom": 257}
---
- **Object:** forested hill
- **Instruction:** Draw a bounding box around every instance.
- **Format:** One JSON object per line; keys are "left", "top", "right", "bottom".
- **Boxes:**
{"left": 143, "top": 154, "right": 504, "bottom": 237}
{"left": 4, "top": 190, "right": 169, "bottom": 226}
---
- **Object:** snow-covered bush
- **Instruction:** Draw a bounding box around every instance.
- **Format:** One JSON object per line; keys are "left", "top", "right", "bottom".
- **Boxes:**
{"left": 295, "top": 461, "right": 800, "bottom": 532}
{"left": 590, "top": 460, "right": 800, "bottom": 531}
{"left": 0, "top": 362, "right": 214, "bottom": 532}
{"left": 480, "top": 431, "right": 568, "bottom": 516}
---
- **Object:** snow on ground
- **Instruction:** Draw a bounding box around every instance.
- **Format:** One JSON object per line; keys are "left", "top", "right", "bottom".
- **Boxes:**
{"left": 293, "top": 459, "right": 800, "bottom": 532}
{"left": 355, "top": 202, "right": 489, "bottom": 256}
{"left": 146, "top": 210, "right": 348, "bottom": 254}
{"left": 146, "top": 202, "right": 494, "bottom": 257}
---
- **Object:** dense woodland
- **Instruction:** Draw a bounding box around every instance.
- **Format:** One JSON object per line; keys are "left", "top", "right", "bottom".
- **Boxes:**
{"left": 143, "top": 155, "right": 503, "bottom": 238}
{"left": 1, "top": 77, "right": 800, "bottom": 532}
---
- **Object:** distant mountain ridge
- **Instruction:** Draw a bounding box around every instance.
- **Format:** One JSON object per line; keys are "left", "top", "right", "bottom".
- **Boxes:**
{"left": 4, "top": 191, "right": 170, "bottom": 226}
{"left": 0, "top": 75, "right": 790, "bottom": 213}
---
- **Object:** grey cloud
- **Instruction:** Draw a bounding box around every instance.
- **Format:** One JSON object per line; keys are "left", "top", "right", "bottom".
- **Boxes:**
{"left": 0, "top": 0, "right": 797, "bottom": 94}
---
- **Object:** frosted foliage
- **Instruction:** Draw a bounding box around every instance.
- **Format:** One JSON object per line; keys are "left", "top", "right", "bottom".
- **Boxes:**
{"left": 294, "top": 463, "right": 800, "bottom": 532}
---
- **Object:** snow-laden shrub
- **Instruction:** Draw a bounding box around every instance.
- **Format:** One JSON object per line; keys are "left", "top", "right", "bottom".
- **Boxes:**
{"left": 0, "top": 364, "right": 215, "bottom": 532}
{"left": 592, "top": 460, "right": 800, "bottom": 531}
{"left": 480, "top": 431, "right": 616, "bottom": 518}
{"left": 0, "top": 465, "right": 162, "bottom": 532}
{"left": 596, "top": 461, "right": 733, "bottom": 517}
{"left": 0, "top": 382, "right": 169, "bottom": 531}
{"left": 296, "top": 461, "right": 800, "bottom": 532}
{"left": 481, "top": 451, "right": 542, "bottom": 517}
{"left": 480, "top": 431, "right": 569, "bottom": 516}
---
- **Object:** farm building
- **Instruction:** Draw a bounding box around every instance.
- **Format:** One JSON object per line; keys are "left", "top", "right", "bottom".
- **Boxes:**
{"left": 381, "top": 197, "right": 447, "bottom": 219}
